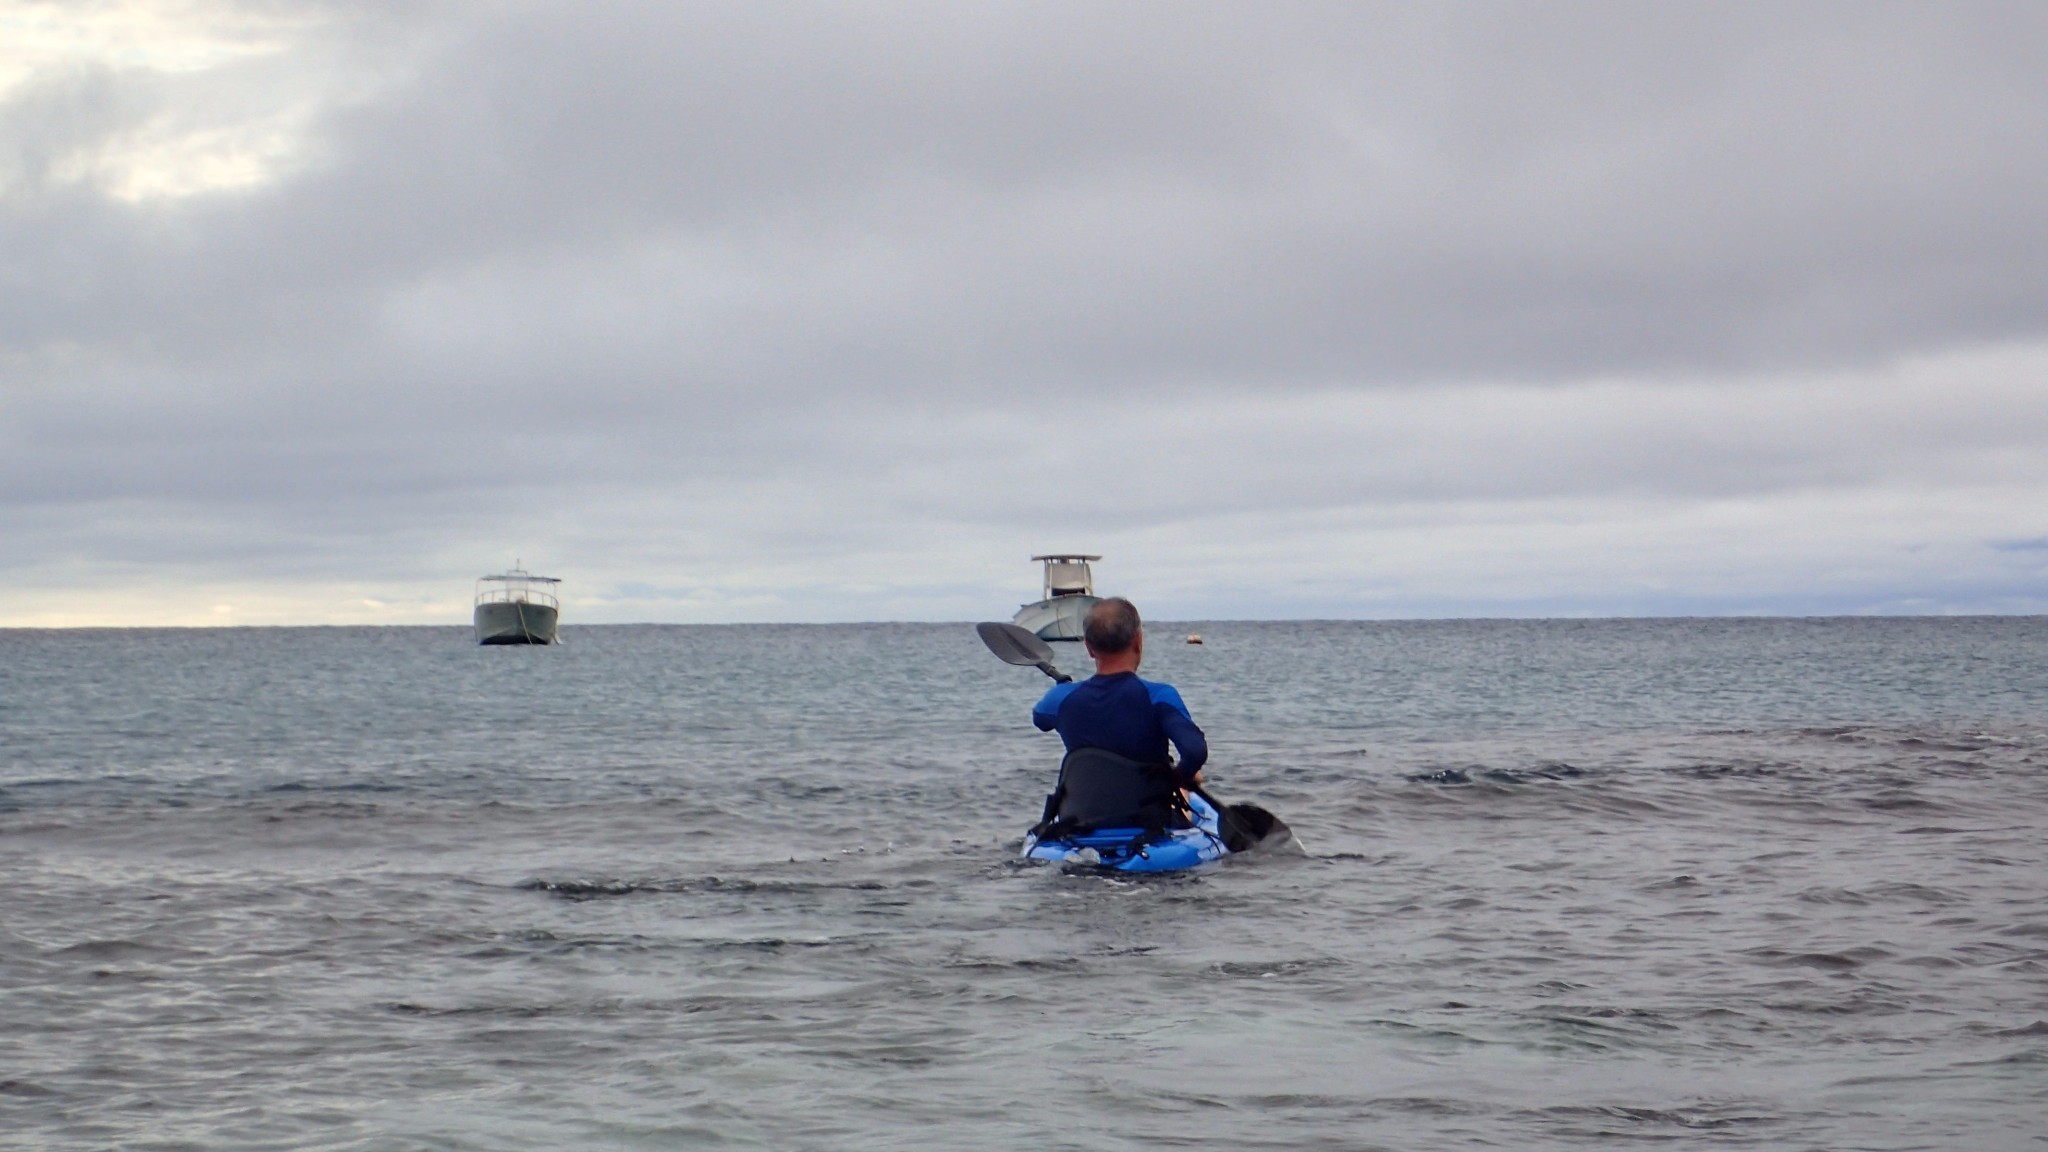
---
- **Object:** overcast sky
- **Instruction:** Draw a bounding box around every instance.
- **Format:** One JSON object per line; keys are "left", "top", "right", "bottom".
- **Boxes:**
{"left": 3, "top": 0, "right": 2046, "bottom": 625}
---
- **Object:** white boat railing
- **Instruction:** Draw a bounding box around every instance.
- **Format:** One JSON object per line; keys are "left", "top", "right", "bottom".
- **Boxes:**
{"left": 475, "top": 569, "right": 561, "bottom": 609}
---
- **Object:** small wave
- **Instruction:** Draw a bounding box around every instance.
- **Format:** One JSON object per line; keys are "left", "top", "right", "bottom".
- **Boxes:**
{"left": 1796, "top": 887, "right": 1870, "bottom": 906}
{"left": 1406, "top": 762, "right": 1586, "bottom": 786}
{"left": 941, "top": 956, "right": 1085, "bottom": 973}
{"left": 1366, "top": 1096, "right": 1485, "bottom": 1118}
{"left": 517, "top": 876, "right": 889, "bottom": 901}
{"left": 48, "top": 939, "right": 187, "bottom": 961}
{"left": 1896, "top": 737, "right": 1992, "bottom": 752}
{"left": 383, "top": 1001, "right": 611, "bottom": 1019}
{"left": 1668, "top": 761, "right": 1780, "bottom": 779}
{"left": 1745, "top": 947, "right": 1893, "bottom": 971}
{"left": 1524, "top": 1103, "right": 1781, "bottom": 1132}
{"left": 701, "top": 937, "right": 848, "bottom": 952}
{"left": 1234, "top": 1091, "right": 1379, "bottom": 1112}
{"left": 518, "top": 877, "right": 642, "bottom": 899}
{"left": 1859, "top": 792, "right": 1944, "bottom": 812}
{"left": 1211, "top": 957, "right": 1343, "bottom": 979}
{"left": 1866, "top": 882, "right": 1963, "bottom": 904}
{"left": 1641, "top": 875, "right": 1700, "bottom": 891}
{"left": 1990, "top": 1021, "right": 2048, "bottom": 1037}
{"left": 1954, "top": 1049, "right": 2048, "bottom": 1068}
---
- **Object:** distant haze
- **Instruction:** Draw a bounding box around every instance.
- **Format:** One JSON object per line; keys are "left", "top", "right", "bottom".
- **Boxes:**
{"left": 3, "top": 1, "right": 2046, "bottom": 624}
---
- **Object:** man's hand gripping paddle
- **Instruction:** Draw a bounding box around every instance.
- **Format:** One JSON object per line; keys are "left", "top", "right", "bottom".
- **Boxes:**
{"left": 973, "top": 622, "right": 1295, "bottom": 855}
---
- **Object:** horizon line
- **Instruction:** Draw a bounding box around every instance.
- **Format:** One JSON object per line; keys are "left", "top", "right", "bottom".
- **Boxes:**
{"left": 3, "top": 611, "right": 2044, "bottom": 632}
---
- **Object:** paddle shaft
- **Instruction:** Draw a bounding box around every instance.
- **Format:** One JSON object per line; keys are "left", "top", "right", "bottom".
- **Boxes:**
{"left": 1190, "top": 782, "right": 1229, "bottom": 832}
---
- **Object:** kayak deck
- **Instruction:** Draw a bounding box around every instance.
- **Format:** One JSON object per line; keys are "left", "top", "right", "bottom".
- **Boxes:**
{"left": 1021, "top": 792, "right": 1229, "bottom": 872}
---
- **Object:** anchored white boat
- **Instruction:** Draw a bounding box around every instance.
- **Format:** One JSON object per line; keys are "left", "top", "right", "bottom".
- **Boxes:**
{"left": 474, "top": 566, "right": 560, "bottom": 645}
{"left": 1011, "top": 554, "right": 1101, "bottom": 642}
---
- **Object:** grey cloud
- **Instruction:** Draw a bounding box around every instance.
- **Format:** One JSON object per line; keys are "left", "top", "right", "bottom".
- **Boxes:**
{"left": 13, "top": 2, "right": 2048, "bottom": 379}
{"left": 4, "top": 1, "right": 2048, "bottom": 619}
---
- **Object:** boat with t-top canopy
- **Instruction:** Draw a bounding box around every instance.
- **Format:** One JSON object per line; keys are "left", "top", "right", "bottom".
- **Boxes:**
{"left": 474, "top": 566, "right": 560, "bottom": 645}
{"left": 1011, "top": 554, "right": 1101, "bottom": 642}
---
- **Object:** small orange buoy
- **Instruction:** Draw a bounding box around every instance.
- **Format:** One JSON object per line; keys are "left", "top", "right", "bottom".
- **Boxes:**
{"left": 1186, "top": 633, "right": 1204, "bottom": 645}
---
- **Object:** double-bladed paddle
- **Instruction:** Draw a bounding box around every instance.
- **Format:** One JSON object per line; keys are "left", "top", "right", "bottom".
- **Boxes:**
{"left": 975, "top": 621, "right": 1293, "bottom": 854}
{"left": 975, "top": 621, "right": 1073, "bottom": 683}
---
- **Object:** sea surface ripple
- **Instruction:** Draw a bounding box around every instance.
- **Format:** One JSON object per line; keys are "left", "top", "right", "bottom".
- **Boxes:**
{"left": 2, "top": 619, "right": 2045, "bottom": 1149}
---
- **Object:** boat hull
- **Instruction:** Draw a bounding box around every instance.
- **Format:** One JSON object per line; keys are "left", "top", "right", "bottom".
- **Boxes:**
{"left": 1012, "top": 594, "right": 1100, "bottom": 642}
{"left": 1022, "top": 793, "right": 1229, "bottom": 872}
{"left": 474, "top": 601, "right": 559, "bottom": 645}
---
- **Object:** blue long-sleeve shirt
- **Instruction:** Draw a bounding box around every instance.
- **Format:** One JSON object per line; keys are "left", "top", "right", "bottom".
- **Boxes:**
{"left": 1032, "top": 671, "right": 1208, "bottom": 783}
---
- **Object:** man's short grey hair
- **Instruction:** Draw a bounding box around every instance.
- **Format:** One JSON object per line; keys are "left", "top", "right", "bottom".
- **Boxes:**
{"left": 1084, "top": 597, "right": 1141, "bottom": 654}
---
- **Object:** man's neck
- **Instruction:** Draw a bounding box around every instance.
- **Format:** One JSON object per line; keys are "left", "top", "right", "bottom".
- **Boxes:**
{"left": 1091, "top": 653, "right": 1142, "bottom": 676}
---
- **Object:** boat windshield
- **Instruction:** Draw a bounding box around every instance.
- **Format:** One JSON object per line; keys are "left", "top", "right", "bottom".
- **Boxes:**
{"left": 475, "top": 569, "right": 560, "bottom": 609}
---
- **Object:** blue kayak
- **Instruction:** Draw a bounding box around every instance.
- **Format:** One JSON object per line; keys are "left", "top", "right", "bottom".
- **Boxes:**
{"left": 1022, "top": 791, "right": 1230, "bottom": 872}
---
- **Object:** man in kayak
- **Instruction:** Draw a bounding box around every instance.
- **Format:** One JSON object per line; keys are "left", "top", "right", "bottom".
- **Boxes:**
{"left": 1032, "top": 597, "right": 1208, "bottom": 788}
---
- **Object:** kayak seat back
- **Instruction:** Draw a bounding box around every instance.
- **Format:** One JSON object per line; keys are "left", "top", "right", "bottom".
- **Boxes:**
{"left": 1036, "top": 747, "right": 1190, "bottom": 838}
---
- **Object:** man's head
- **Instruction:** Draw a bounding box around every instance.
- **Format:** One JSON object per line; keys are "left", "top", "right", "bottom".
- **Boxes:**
{"left": 1083, "top": 597, "right": 1143, "bottom": 672}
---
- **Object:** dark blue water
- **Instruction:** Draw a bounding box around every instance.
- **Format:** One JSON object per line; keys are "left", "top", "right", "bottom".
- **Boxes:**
{"left": 3, "top": 620, "right": 2045, "bottom": 1149}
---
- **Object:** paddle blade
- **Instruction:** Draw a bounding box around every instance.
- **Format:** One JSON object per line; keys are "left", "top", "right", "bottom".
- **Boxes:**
{"left": 976, "top": 621, "right": 1071, "bottom": 683}
{"left": 1220, "top": 803, "right": 1296, "bottom": 854}
{"left": 976, "top": 621, "right": 1057, "bottom": 667}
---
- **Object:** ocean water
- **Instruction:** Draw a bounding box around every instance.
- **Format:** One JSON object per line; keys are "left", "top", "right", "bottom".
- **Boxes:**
{"left": 2, "top": 618, "right": 2045, "bottom": 1150}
